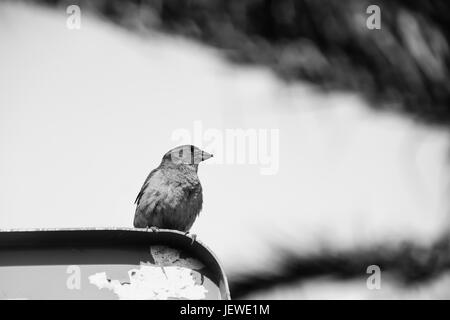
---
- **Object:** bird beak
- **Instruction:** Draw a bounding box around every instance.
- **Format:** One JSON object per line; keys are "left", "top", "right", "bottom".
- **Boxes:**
{"left": 201, "top": 151, "right": 213, "bottom": 161}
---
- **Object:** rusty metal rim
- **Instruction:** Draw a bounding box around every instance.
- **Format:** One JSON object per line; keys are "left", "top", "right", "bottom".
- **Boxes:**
{"left": 0, "top": 227, "right": 231, "bottom": 300}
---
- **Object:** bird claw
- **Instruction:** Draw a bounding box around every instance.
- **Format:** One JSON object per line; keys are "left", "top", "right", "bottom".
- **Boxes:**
{"left": 146, "top": 226, "right": 159, "bottom": 232}
{"left": 185, "top": 232, "right": 197, "bottom": 245}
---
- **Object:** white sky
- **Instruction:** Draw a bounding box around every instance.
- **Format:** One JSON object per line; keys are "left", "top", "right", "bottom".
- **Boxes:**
{"left": 1, "top": 2, "right": 449, "bottom": 280}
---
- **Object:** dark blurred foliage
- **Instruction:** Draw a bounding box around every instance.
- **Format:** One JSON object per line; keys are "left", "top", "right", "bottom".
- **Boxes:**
{"left": 43, "top": 0, "right": 450, "bottom": 125}
{"left": 230, "top": 235, "right": 450, "bottom": 298}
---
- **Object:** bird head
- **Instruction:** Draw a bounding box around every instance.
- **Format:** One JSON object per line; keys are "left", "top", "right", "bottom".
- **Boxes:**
{"left": 162, "top": 145, "right": 213, "bottom": 167}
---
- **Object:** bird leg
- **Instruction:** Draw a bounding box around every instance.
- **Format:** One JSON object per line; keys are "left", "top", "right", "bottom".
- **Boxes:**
{"left": 160, "top": 266, "right": 169, "bottom": 280}
{"left": 184, "top": 231, "right": 197, "bottom": 245}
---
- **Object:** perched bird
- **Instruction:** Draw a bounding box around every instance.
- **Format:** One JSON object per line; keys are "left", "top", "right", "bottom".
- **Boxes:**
{"left": 133, "top": 145, "right": 213, "bottom": 234}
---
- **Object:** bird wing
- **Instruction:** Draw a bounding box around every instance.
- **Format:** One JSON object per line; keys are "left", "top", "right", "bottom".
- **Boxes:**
{"left": 134, "top": 168, "right": 158, "bottom": 205}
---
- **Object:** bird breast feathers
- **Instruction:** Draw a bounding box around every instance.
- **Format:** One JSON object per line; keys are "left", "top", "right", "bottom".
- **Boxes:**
{"left": 142, "top": 169, "right": 201, "bottom": 208}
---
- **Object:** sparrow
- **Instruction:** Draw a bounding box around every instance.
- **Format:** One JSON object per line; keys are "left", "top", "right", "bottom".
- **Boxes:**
{"left": 133, "top": 145, "right": 213, "bottom": 235}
